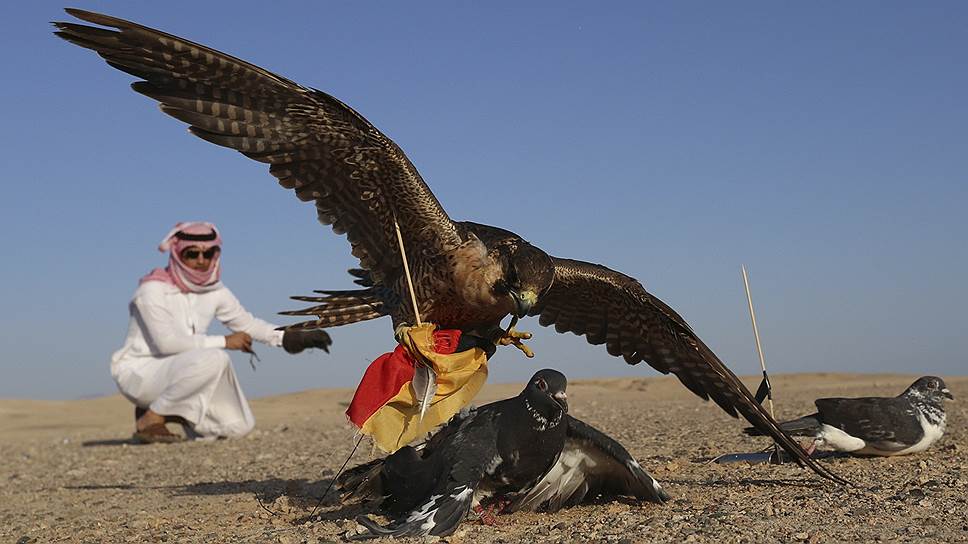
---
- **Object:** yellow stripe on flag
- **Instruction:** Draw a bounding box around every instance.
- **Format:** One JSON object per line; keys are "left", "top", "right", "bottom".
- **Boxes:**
{"left": 360, "top": 324, "right": 488, "bottom": 452}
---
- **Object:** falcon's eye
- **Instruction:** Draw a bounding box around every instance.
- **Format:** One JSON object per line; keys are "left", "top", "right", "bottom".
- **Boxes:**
{"left": 536, "top": 378, "right": 548, "bottom": 391}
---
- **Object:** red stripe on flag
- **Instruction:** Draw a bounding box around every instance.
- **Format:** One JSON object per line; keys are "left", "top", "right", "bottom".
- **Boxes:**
{"left": 346, "top": 329, "right": 463, "bottom": 427}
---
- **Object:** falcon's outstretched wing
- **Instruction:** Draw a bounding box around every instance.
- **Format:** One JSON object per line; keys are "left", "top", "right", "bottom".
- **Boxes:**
{"left": 531, "top": 257, "right": 849, "bottom": 484}
{"left": 54, "top": 9, "right": 462, "bottom": 286}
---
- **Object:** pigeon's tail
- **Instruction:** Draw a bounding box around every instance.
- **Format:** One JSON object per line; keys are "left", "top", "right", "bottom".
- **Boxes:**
{"left": 354, "top": 483, "right": 476, "bottom": 539}
{"left": 352, "top": 444, "right": 478, "bottom": 538}
{"left": 279, "top": 285, "right": 394, "bottom": 330}
{"left": 339, "top": 445, "right": 440, "bottom": 516}
{"left": 380, "top": 446, "right": 440, "bottom": 517}
{"left": 336, "top": 458, "right": 385, "bottom": 503}
{"left": 744, "top": 414, "right": 822, "bottom": 437}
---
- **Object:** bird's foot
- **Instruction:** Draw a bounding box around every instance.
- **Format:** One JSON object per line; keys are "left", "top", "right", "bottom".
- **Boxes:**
{"left": 394, "top": 323, "right": 414, "bottom": 345}
{"left": 495, "top": 327, "right": 534, "bottom": 358}
{"left": 472, "top": 498, "right": 510, "bottom": 526}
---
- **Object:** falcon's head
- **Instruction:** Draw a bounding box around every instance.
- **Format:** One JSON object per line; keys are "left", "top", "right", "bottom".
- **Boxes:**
{"left": 493, "top": 242, "right": 555, "bottom": 318}
{"left": 522, "top": 369, "right": 569, "bottom": 424}
{"left": 906, "top": 376, "right": 954, "bottom": 402}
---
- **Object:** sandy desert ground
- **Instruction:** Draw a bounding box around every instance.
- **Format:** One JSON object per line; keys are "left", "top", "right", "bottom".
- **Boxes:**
{"left": 1, "top": 372, "right": 966, "bottom": 543}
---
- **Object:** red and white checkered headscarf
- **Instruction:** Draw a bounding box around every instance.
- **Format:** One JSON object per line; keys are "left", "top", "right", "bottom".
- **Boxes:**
{"left": 140, "top": 221, "right": 223, "bottom": 293}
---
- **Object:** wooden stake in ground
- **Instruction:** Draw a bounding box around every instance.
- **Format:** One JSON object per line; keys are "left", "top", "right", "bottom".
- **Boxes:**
{"left": 742, "top": 264, "right": 786, "bottom": 463}
{"left": 742, "top": 264, "right": 775, "bottom": 419}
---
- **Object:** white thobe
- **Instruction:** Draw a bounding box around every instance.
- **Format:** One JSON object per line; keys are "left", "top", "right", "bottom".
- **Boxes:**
{"left": 111, "top": 280, "right": 284, "bottom": 438}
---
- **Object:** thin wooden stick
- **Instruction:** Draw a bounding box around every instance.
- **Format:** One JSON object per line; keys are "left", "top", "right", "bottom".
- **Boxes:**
{"left": 742, "top": 264, "right": 775, "bottom": 419}
{"left": 309, "top": 434, "right": 364, "bottom": 517}
{"left": 393, "top": 213, "right": 422, "bottom": 326}
{"left": 393, "top": 212, "right": 433, "bottom": 422}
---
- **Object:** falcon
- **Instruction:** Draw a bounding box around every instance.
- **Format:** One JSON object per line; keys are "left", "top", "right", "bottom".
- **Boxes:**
{"left": 745, "top": 376, "right": 954, "bottom": 456}
{"left": 339, "top": 369, "right": 669, "bottom": 538}
{"left": 54, "top": 8, "right": 845, "bottom": 483}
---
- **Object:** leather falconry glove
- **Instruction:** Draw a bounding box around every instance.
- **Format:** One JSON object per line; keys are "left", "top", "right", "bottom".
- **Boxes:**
{"left": 282, "top": 329, "right": 333, "bottom": 354}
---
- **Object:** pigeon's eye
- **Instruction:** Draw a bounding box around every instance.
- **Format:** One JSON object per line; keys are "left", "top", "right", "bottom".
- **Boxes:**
{"left": 536, "top": 378, "right": 548, "bottom": 391}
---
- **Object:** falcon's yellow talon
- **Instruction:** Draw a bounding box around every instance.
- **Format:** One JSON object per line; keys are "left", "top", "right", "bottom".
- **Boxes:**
{"left": 496, "top": 327, "right": 535, "bottom": 357}
{"left": 394, "top": 323, "right": 413, "bottom": 344}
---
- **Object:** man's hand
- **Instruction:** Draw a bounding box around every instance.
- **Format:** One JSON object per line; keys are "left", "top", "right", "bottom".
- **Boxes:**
{"left": 225, "top": 332, "right": 253, "bottom": 352}
{"left": 282, "top": 329, "right": 333, "bottom": 354}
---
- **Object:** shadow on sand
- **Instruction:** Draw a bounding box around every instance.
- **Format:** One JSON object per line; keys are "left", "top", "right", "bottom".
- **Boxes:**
{"left": 172, "top": 477, "right": 381, "bottom": 525}
{"left": 80, "top": 437, "right": 140, "bottom": 447}
{"left": 65, "top": 476, "right": 374, "bottom": 525}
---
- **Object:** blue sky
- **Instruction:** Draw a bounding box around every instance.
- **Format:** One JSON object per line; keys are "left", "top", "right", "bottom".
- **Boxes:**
{"left": 2, "top": 2, "right": 965, "bottom": 399}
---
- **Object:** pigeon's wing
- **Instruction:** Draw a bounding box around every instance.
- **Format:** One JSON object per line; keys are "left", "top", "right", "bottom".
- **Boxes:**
{"left": 509, "top": 415, "right": 669, "bottom": 512}
{"left": 815, "top": 397, "right": 923, "bottom": 450}
{"left": 356, "top": 410, "right": 501, "bottom": 538}
{"left": 53, "top": 10, "right": 463, "bottom": 289}
{"left": 532, "top": 257, "right": 848, "bottom": 484}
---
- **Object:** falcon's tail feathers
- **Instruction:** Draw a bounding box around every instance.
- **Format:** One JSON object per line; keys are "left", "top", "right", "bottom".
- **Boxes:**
{"left": 279, "top": 287, "right": 391, "bottom": 329}
{"left": 347, "top": 268, "right": 375, "bottom": 287}
{"left": 744, "top": 414, "right": 822, "bottom": 437}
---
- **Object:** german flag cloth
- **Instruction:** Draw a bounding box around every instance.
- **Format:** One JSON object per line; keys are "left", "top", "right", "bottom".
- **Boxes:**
{"left": 346, "top": 323, "right": 489, "bottom": 452}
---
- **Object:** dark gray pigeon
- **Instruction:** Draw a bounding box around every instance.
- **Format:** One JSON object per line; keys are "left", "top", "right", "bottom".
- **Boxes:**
{"left": 339, "top": 369, "right": 668, "bottom": 538}
{"left": 745, "top": 376, "right": 953, "bottom": 456}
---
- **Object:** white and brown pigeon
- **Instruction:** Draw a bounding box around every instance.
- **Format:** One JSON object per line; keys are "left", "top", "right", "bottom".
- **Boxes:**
{"left": 745, "top": 376, "right": 954, "bottom": 456}
{"left": 339, "top": 369, "right": 668, "bottom": 538}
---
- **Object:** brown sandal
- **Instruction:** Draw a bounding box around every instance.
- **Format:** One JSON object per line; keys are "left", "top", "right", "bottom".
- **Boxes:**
{"left": 136, "top": 407, "right": 189, "bottom": 425}
{"left": 132, "top": 423, "right": 184, "bottom": 444}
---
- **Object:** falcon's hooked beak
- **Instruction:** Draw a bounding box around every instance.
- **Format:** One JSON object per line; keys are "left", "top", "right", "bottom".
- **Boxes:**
{"left": 552, "top": 391, "right": 568, "bottom": 413}
{"left": 510, "top": 289, "right": 538, "bottom": 318}
{"left": 942, "top": 388, "right": 954, "bottom": 400}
